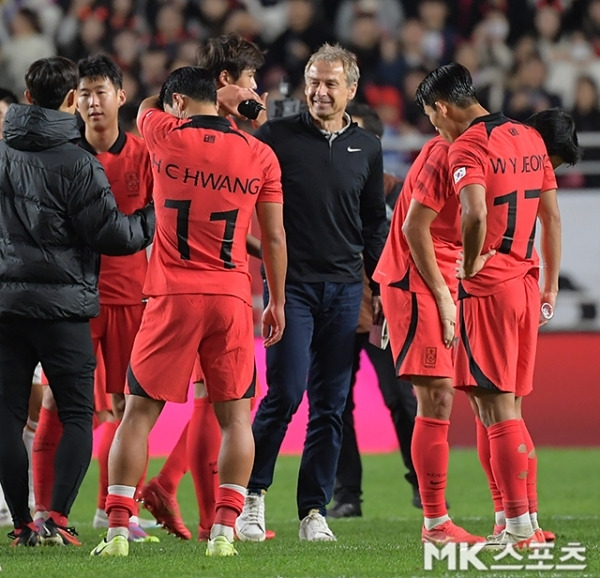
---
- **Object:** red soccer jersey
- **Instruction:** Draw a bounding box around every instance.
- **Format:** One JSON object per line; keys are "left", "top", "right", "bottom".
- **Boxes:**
{"left": 448, "top": 113, "right": 557, "bottom": 296}
{"left": 374, "top": 135, "right": 461, "bottom": 295}
{"left": 80, "top": 130, "right": 153, "bottom": 305}
{"left": 138, "top": 109, "right": 283, "bottom": 305}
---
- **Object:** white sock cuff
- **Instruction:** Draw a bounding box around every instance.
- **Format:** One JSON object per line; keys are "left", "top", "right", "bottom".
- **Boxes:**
{"left": 220, "top": 483, "right": 246, "bottom": 498}
{"left": 108, "top": 485, "right": 136, "bottom": 499}
{"left": 26, "top": 418, "right": 38, "bottom": 432}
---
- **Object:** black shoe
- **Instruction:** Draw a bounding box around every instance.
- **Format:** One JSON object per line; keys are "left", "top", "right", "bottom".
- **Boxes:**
{"left": 8, "top": 526, "right": 41, "bottom": 547}
{"left": 327, "top": 502, "right": 362, "bottom": 519}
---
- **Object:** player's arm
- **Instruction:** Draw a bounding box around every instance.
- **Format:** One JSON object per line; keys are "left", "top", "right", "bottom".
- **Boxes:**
{"left": 403, "top": 199, "right": 455, "bottom": 348}
{"left": 537, "top": 188, "right": 561, "bottom": 325}
{"left": 246, "top": 234, "right": 261, "bottom": 259}
{"left": 256, "top": 201, "right": 287, "bottom": 347}
{"left": 458, "top": 183, "right": 487, "bottom": 279}
{"left": 137, "top": 95, "right": 160, "bottom": 129}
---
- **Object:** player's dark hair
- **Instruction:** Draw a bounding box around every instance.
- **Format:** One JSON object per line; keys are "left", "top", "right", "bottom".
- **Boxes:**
{"left": 25, "top": 56, "right": 78, "bottom": 110}
{"left": 415, "top": 62, "right": 477, "bottom": 113}
{"left": 0, "top": 87, "right": 18, "bottom": 105}
{"left": 346, "top": 101, "right": 384, "bottom": 138}
{"left": 78, "top": 54, "right": 123, "bottom": 90}
{"left": 158, "top": 67, "right": 217, "bottom": 109}
{"left": 197, "top": 33, "right": 265, "bottom": 82}
{"left": 524, "top": 108, "right": 581, "bottom": 167}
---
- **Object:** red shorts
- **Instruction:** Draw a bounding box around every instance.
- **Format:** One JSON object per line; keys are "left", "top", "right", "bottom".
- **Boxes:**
{"left": 129, "top": 294, "right": 256, "bottom": 403}
{"left": 454, "top": 273, "right": 540, "bottom": 395}
{"left": 381, "top": 284, "right": 454, "bottom": 380}
{"left": 90, "top": 304, "right": 145, "bottom": 394}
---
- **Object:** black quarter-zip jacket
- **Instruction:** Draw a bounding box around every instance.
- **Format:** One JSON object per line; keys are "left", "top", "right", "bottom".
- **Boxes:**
{"left": 254, "top": 111, "right": 387, "bottom": 292}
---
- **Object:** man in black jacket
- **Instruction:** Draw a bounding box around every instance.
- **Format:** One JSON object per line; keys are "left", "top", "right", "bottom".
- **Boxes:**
{"left": 0, "top": 56, "right": 154, "bottom": 547}
{"left": 236, "top": 43, "right": 387, "bottom": 542}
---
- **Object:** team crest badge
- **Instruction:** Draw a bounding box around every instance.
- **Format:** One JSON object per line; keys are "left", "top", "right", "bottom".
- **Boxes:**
{"left": 125, "top": 172, "right": 140, "bottom": 193}
{"left": 424, "top": 347, "right": 437, "bottom": 368}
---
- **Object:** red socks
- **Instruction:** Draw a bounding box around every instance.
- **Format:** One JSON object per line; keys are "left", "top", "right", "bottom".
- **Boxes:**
{"left": 33, "top": 407, "right": 63, "bottom": 512}
{"left": 411, "top": 416, "right": 450, "bottom": 519}
{"left": 476, "top": 417, "right": 504, "bottom": 513}
{"left": 188, "top": 397, "right": 221, "bottom": 534}
{"left": 97, "top": 420, "right": 118, "bottom": 510}
{"left": 214, "top": 485, "right": 245, "bottom": 528}
{"left": 156, "top": 423, "right": 189, "bottom": 495}
{"left": 520, "top": 419, "right": 538, "bottom": 514}
{"left": 105, "top": 494, "right": 135, "bottom": 528}
{"left": 488, "top": 419, "right": 529, "bottom": 519}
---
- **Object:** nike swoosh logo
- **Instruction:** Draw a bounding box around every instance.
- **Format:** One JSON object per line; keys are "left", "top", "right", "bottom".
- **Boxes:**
{"left": 347, "top": 147, "right": 361, "bottom": 152}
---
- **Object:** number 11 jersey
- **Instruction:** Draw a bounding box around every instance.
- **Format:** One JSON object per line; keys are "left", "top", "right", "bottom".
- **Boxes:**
{"left": 139, "top": 109, "right": 283, "bottom": 305}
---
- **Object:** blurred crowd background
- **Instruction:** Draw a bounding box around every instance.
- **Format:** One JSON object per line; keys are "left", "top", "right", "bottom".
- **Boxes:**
{"left": 1, "top": 0, "right": 600, "bottom": 187}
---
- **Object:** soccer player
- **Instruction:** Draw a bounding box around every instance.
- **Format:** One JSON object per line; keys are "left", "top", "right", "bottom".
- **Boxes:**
{"left": 474, "top": 108, "right": 580, "bottom": 541}
{"left": 0, "top": 56, "right": 154, "bottom": 547}
{"left": 91, "top": 66, "right": 286, "bottom": 558}
{"left": 236, "top": 44, "right": 387, "bottom": 542}
{"left": 373, "top": 123, "right": 485, "bottom": 545}
{"left": 415, "top": 62, "right": 558, "bottom": 548}
{"left": 140, "top": 33, "right": 269, "bottom": 542}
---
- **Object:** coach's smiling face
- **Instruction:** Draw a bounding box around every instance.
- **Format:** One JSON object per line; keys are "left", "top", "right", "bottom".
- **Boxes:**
{"left": 305, "top": 59, "right": 357, "bottom": 127}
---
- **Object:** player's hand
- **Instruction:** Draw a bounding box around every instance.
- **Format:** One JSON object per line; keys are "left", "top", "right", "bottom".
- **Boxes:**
{"left": 436, "top": 294, "right": 456, "bottom": 348}
{"left": 539, "top": 290, "right": 558, "bottom": 327}
{"left": 216, "top": 85, "right": 266, "bottom": 119}
{"left": 253, "top": 91, "right": 269, "bottom": 127}
{"left": 262, "top": 302, "right": 285, "bottom": 348}
{"left": 456, "top": 249, "right": 496, "bottom": 279}
{"left": 371, "top": 295, "right": 384, "bottom": 326}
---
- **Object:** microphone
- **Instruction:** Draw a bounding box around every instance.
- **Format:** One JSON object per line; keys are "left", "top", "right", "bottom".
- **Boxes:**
{"left": 237, "top": 99, "right": 265, "bottom": 120}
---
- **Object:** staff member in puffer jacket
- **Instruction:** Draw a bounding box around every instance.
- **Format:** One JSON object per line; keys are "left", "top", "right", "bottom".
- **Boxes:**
{"left": 0, "top": 56, "right": 155, "bottom": 547}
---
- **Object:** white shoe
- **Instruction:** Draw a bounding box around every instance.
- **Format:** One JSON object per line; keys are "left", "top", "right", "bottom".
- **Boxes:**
{"left": 299, "top": 509, "right": 336, "bottom": 542}
{"left": 235, "top": 493, "right": 266, "bottom": 542}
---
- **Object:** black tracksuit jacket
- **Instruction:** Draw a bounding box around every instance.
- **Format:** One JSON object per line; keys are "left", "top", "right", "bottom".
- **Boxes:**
{"left": 254, "top": 111, "right": 387, "bottom": 292}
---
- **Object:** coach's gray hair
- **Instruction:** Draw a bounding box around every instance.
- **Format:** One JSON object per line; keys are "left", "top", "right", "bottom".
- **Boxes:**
{"left": 304, "top": 43, "right": 360, "bottom": 87}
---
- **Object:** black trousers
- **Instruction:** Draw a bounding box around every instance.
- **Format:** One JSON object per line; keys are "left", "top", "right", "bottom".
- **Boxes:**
{"left": 333, "top": 332, "right": 418, "bottom": 505}
{"left": 0, "top": 318, "right": 95, "bottom": 528}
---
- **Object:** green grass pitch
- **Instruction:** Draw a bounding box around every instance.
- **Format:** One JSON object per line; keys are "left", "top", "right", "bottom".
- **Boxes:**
{"left": 1, "top": 448, "right": 598, "bottom": 577}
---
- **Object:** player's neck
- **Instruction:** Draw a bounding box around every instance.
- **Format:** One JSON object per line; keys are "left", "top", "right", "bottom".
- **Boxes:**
{"left": 181, "top": 103, "right": 219, "bottom": 118}
{"left": 460, "top": 104, "right": 490, "bottom": 129}
{"left": 85, "top": 125, "right": 120, "bottom": 154}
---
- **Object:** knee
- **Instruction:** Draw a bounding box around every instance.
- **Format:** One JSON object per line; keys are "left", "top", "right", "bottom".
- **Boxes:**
{"left": 416, "top": 381, "right": 455, "bottom": 420}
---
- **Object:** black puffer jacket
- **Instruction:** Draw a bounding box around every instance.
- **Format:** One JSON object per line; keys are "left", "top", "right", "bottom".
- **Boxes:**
{"left": 0, "top": 104, "right": 155, "bottom": 320}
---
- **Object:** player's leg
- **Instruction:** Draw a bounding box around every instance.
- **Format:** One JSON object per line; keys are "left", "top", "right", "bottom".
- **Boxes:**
{"left": 328, "top": 332, "right": 364, "bottom": 519}
{"left": 24, "top": 367, "right": 43, "bottom": 514}
{"left": 32, "top": 381, "right": 61, "bottom": 526}
{"left": 188, "top": 379, "right": 220, "bottom": 541}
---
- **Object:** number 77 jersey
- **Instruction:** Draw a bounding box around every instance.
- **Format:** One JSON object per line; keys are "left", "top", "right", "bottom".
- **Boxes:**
{"left": 138, "top": 109, "right": 283, "bottom": 305}
{"left": 448, "top": 112, "right": 557, "bottom": 296}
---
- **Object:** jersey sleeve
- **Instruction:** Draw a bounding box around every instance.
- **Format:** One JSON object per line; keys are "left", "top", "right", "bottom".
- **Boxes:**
{"left": 411, "top": 140, "right": 451, "bottom": 213}
{"left": 448, "top": 128, "right": 488, "bottom": 195}
{"left": 255, "top": 140, "right": 283, "bottom": 204}
{"left": 138, "top": 108, "right": 179, "bottom": 150}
